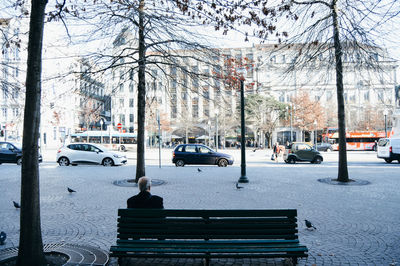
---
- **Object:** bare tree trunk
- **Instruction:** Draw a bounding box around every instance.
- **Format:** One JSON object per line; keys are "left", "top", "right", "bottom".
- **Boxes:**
{"left": 332, "top": 0, "right": 349, "bottom": 182}
{"left": 17, "top": 0, "right": 48, "bottom": 265}
{"left": 135, "top": 0, "right": 146, "bottom": 182}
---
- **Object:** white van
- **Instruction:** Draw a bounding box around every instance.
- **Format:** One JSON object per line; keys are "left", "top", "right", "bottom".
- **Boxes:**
{"left": 377, "top": 138, "right": 400, "bottom": 163}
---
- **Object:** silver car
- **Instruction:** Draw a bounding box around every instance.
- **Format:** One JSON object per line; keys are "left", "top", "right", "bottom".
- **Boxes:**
{"left": 57, "top": 143, "right": 127, "bottom": 166}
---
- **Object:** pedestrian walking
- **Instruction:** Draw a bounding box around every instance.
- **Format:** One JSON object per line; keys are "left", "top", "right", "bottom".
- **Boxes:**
{"left": 273, "top": 143, "right": 280, "bottom": 162}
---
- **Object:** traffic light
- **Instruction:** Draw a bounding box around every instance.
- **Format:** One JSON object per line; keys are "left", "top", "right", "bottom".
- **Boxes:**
{"left": 0, "top": 130, "right": 4, "bottom": 137}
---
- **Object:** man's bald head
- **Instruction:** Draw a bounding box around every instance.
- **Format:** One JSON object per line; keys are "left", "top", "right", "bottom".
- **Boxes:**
{"left": 138, "top": 176, "right": 151, "bottom": 192}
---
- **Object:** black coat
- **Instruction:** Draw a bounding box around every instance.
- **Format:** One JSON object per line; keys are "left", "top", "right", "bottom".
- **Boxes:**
{"left": 127, "top": 191, "right": 164, "bottom": 209}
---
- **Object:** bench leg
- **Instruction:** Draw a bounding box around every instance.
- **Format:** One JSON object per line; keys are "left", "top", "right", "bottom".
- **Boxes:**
{"left": 291, "top": 257, "right": 298, "bottom": 265}
{"left": 203, "top": 257, "right": 210, "bottom": 266}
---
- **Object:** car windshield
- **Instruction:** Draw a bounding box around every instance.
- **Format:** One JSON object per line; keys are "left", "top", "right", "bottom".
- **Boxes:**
{"left": 11, "top": 143, "right": 22, "bottom": 149}
{"left": 378, "top": 139, "right": 389, "bottom": 147}
{"left": 92, "top": 144, "right": 109, "bottom": 152}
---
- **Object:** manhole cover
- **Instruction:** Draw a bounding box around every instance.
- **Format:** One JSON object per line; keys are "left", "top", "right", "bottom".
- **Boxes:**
{"left": 113, "top": 179, "right": 165, "bottom": 187}
{"left": 317, "top": 178, "right": 370, "bottom": 186}
{"left": 0, "top": 243, "right": 108, "bottom": 265}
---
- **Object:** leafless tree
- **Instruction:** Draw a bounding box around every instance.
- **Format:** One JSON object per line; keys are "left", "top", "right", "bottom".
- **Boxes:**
{"left": 261, "top": 0, "right": 399, "bottom": 182}
{"left": 17, "top": 0, "right": 48, "bottom": 265}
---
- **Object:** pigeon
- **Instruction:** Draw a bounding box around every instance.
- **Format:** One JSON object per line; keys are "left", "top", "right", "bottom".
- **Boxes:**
{"left": 253, "top": 149, "right": 257, "bottom": 152}
{"left": 305, "top": 219, "right": 316, "bottom": 230}
{"left": 197, "top": 168, "right": 202, "bottom": 172}
{"left": 236, "top": 182, "right": 243, "bottom": 189}
{"left": 13, "top": 201, "right": 20, "bottom": 209}
{"left": 0, "top": 231, "right": 6, "bottom": 245}
{"left": 67, "top": 187, "right": 76, "bottom": 193}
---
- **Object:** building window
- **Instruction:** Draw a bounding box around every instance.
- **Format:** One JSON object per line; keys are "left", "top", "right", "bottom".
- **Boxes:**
{"left": 377, "top": 90, "right": 384, "bottom": 103}
{"left": 12, "top": 108, "right": 19, "bottom": 117}
{"left": 129, "top": 98, "right": 134, "bottom": 107}
{"left": 171, "top": 105, "right": 177, "bottom": 119}
{"left": 129, "top": 83, "right": 134, "bottom": 92}
{"left": 279, "top": 93, "right": 285, "bottom": 102}
{"left": 192, "top": 98, "right": 198, "bottom": 118}
{"left": 2, "top": 87, "right": 7, "bottom": 100}
{"left": 129, "top": 113, "right": 134, "bottom": 123}
{"left": 170, "top": 66, "right": 177, "bottom": 76}
{"left": 364, "top": 91, "right": 370, "bottom": 101}
{"left": 120, "top": 114, "right": 125, "bottom": 124}
{"left": 119, "top": 83, "right": 124, "bottom": 92}
{"left": 326, "top": 91, "right": 333, "bottom": 101}
{"left": 2, "top": 108, "right": 7, "bottom": 118}
{"left": 119, "top": 99, "right": 124, "bottom": 107}
{"left": 53, "top": 127, "right": 57, "bottom": 141}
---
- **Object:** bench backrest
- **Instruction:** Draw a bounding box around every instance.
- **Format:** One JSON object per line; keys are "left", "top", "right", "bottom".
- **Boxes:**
{"left": 117, "top": 209, "right": 299, "bottom": 240}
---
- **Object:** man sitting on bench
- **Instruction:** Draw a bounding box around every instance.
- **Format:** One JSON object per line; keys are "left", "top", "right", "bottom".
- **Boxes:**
{"left": 127, "top": 176, "right": 164, "bottom": 209}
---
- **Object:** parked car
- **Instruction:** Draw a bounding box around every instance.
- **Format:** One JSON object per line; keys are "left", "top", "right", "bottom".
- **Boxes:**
{"left": 283, "top": 142, "right": 323, "bottom": 164}
{"left": 0, "top": 141, "right": 43, "bottom": 165}
{"left": 172, "top": 144, "right": 234, "bottom": 167}
{"left": 57, "top": 143, "right": 127, "bottom": 166}
{"left": 315, "top": 142, "right": 333, "bottom": 152}
{"left": 377, "top": 138, "right": 400, "bottom": 163}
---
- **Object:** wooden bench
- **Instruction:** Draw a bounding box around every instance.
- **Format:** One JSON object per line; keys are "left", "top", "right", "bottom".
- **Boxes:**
{"left": 109, "top": 209, "right": 308, "bottom": 265}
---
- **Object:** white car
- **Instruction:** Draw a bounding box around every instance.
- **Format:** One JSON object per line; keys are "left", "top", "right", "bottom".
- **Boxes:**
{"left": 57, "top": 143, "right": 127, "bottom": 166}
{"left": 377, "top": 138, "right": 400, "bottom": 163}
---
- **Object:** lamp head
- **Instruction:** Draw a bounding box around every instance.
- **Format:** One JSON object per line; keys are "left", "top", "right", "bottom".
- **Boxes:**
{"left": 237, "top": 68, "right": 247, "bottom": 81}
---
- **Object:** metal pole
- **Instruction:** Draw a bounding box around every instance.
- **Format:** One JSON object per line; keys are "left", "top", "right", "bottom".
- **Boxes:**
{"left": 157, "top": 110, "right": 161, "bottom": 168}
{"left": 238, "top": 79, "right": 248, "bottom": 183}
{"left": 290, "top": 104, "right": 293, "bottom": 142}
{"left": 385, "top": 114, "right": 387, "bottom": 137}
{"left": 216, "top": 115, "right": 218, "bottom": 152}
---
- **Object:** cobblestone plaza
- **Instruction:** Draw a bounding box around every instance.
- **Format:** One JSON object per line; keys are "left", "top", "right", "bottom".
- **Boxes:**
{"left": 1, "top": 149, "right": 399, "bottom": 265}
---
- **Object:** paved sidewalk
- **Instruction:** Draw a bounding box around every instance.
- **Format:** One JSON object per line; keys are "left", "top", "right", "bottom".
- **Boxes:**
{"left": 1, "top": 149, "right": 399, "bottom": 265}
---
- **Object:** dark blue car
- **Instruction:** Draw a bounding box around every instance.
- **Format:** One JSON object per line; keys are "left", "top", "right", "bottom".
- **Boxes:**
{"left": 172, "top": 144, "right": 234, "bottom": 167}
{"left": 0, "top": 142, "right": 43, "bottom": 165}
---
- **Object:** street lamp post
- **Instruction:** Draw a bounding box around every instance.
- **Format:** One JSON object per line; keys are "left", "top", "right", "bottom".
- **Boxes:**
{"left": 157, "top": 110, "right": 161, "bottom": 168}
{"left": 290, "top": 104, "right": 293, "bottom": 142}
{"left": 215, "top": 109, "right": 219, "bottom": 152}
{"left": 100, "top": 119, "right": 104, "bottom": 144}
{"left": 314, "top": 120, "right": 317, "bottom": 148}
{"left": 208, "top": 120, "right": 211, "bottom": 147}
{"left": 384, "top": 109, "right": 388, "bottom": 137}
{"left": 237, "top": 68, "right": 248, "bottom": 183}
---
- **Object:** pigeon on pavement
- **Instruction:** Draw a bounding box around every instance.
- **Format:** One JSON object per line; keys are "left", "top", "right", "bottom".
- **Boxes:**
{"left": 0, "top": 231, "right": 6, "bottom": 245}
{"left": 197, "top": 168, "right": 202, "bottom": 172}
{"left": 305, "top": 219, "right": 316, "bottom": 230}
{"left": 67, "top": 187, "right": 76, "bottom": 193}
{"left": 13, "top": 201, "right": 20, "bottom": 209}
{"left": 236, "top": 182, "right": 243, "bottom": 189}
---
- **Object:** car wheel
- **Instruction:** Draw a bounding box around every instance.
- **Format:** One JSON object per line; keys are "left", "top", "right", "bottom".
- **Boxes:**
{"left": 16, "top": 157, "right": 22, "bottom": 165}
{"left": 313, "top": 156, "right": 322, "bottom": 164}
{"left": 287, "top": 157, "right": 296, "bottom": 164}
{"left": 102, "top": 158, "right": 114, "bottom": 166}
{"left": 384, "top": 159, "right": 392, "bottom": 163}
{"left": 175, "top": 160, "right": 185, "bottom": 167}
{"left": 58, "top": 157, "right": 70, "bottom": 166}
{"left": 218, "top": 158, "right": 228, "bottom": 167}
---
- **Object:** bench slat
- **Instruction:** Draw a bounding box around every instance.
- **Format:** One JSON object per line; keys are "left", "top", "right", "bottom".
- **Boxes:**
{"left": 118, "top": 223, "right": 297, "bottom": 230}
{"left": 118, "top": 209, "right": 297, "bottom": 218}
{"left": 116, "top": 239, "right": 300, "bottom": 245}
{"left": 118, "top": 217, "right": 298, "bottom": 224}
{"left": 117, "top": 233, "right": 298, "bottom": 240}
{"left": 110, "top": 252, "right": 307, "bottom": 259}
{"left": 110, "top": 247, "right": 308, "bottom": 253}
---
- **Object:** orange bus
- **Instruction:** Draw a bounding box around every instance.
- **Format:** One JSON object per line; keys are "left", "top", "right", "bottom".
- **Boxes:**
{"left": 329, "top": 131, "right": 387, "bottom": 151}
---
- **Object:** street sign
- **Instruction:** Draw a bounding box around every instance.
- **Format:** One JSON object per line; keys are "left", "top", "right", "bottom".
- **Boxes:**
{"left": 117, "top": 123, "right": 122, "bottom": 129}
